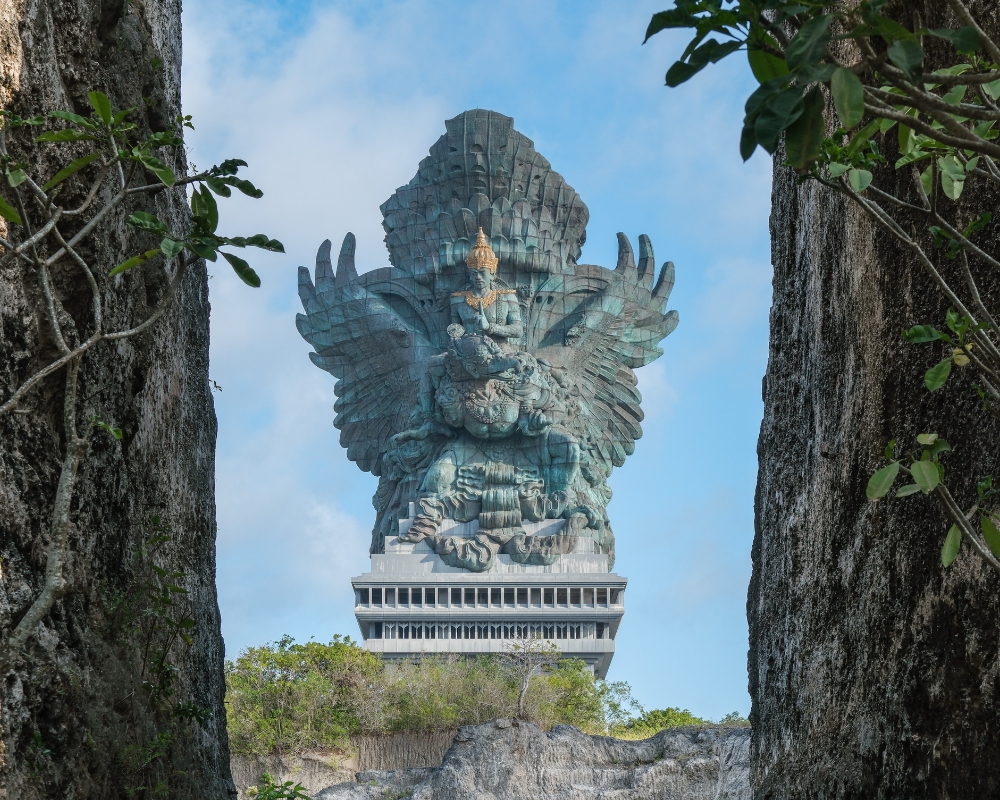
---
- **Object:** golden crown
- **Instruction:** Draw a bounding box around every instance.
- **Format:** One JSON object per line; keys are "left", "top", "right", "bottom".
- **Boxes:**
{"left": 465, "top": 228, "right": 499, "bottom": 273}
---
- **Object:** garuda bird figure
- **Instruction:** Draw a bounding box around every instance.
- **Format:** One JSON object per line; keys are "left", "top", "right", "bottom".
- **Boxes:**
{"left": 297, "top": 110, "right": 678, "bottom": 572}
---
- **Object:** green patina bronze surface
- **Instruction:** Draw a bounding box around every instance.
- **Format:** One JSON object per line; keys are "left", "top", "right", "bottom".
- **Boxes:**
{"left": 297, "top": 110, "right": 678, "bottom": 571}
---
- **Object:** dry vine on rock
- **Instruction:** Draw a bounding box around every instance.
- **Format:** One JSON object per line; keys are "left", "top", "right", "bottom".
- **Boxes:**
{"left": 0, "top": 91, "right": 282, "bottom": 670}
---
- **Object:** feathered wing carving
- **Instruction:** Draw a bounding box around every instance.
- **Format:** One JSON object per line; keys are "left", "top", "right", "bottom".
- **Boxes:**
{"left": 533, "top": 233, "right": 678, "bottom": 473}
{"left": 296, "top": 235, "right": 436, "bottom": 476}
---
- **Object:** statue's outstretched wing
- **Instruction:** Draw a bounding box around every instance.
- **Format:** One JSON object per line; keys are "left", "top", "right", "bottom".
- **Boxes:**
{"left": 296, "top": 234, "right": 435, "bottom": 476}
{"left": 533, "top": 233, "right": 679, "bottom": 469}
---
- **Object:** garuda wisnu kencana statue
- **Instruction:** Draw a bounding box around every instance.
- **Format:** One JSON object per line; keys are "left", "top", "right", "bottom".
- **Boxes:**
{"left": 296, "top": 110, "right": 678, "bottom": 572}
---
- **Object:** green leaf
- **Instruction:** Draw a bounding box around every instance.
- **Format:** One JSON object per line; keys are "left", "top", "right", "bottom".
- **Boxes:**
{"left": 982, "top": 514, "right": 1000, "bottom": 559}
{"left": 784, "top": 86, "right": 825, "bottom": 171}
{"left": 49, "top": 110, "right": 98, "bottom": 130}
{"left": 887, "top": 38, "right": 924, "bottom": 80}
{"left": 188, "top": 241, "right": 218, "bottom": 261}
{"left": 884, "top": 439, "right": 896, "bottom": 460}
{"left": 930, "top": 438, "right": 952, "bottom": 455}
{"left": 41, "top": 152, "right": 102, "bottom": 191}
{"left": 0, "top": 194, "right": 22, "bottom": 225}
{"left": 867, "top": 461, "right": 900, "bottom": 500}
{"left": 920, "top": 165, "right": 933, "bottom": 196}
{"left": 848, "top": 169, "right": 873, "bottom": 192}
{"left": 941, "top": 169, "right": 964, "bottom": 200}
{"left": 917, "top": 433, "right": 938, "bottom": 445}
{"left": 942, "top": 524, "right": 962, "bottom": 566}
{"left": 5, "top": 167, "right": 27, "bottom": 187}
{"left": 739, "top": 120, "right": 758, "bottom": 161}
{"left": 929, "top": 26, "right": 981, "bottom": 53}
{"left": 231, "top": 178, "right": 263, "bottom": 199}
{"left": 112, "top": 108, "right": 134, "bottom": 126}
{"left": 844, "top": 119, "right": 880, "bottom": 157}
{"left": 941, "top": 85, "right": 967, "bottom": 106}
{"left": 831, "top": 67, "right": 865, "bottom": 128}
{"left": 903, "top": 324, "right": 945, "bottom": 343}
{"left": 755, "top": 88, "right": 805, "bottom": 154}
{"left": 244, "top": 234, "right": 285, "bottom": 253}
{"left": 109, "top": 248, "right": 160, "bottom": 277}
{"left": 127, "top": 211, "right": 168, "bottom": 233}
{"left": 205, "top": 175, "right": 232, "bottom": 197}
{"left": 222, "top": 251, "right": 261, "bottom": 288}
{"left": 895, "top": 484, "right": 922, "bottom": 497}
{"left": 785, "top": 16, "right": 832, "bottom": 69}
{"left": 191, "top": 186, "right": 219, "bottom": 233}
{"left": 644, "top": 8, "right": 696, "bottom": 42}
{"left": 925, "top": 358, "right": 952, "bottom": 391}
{"left": 35, "top": 129, "right": 96, "bottom": 143}
{"left": 911, "top": 460, "right": 940, "bottom": 494}
{"left": 88, "top": 91, "right": 113, "bottom": 125}
{"left": 829, "top": 162, "right": 850, "bottom": 178}
{"left": 985, "top": 78, "right": 1000, "bottom": 101}
{"left": 748, "top": 46, "right": 788, "bottom": 83}
{"left": 160, "top": 237, "right": 185, "bottom": 258}
{"left": 666, "top": 59, "right": 708, "bottom": 87}
{"left": 138, "top": 154, "right": 175, "bottom": 187}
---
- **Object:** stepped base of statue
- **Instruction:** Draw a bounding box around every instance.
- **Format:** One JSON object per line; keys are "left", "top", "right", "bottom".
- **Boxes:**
{"left": 352, "top": 506, "right": 626, "bottom": 678}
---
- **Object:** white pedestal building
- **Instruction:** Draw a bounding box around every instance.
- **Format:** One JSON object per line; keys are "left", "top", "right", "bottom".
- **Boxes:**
{"left": 352, "top": 505, "right": 626, "bottom": 678}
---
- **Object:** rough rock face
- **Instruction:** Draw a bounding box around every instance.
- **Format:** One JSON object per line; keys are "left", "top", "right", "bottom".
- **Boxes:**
{"left": 0, "top": 1, "right": 231, "bottom": 798}
{"left": 316, "top": 721, "right": 750, "bottom": 800}
{"left": 749, "top": 4, "right": 1000, "bottom": 797}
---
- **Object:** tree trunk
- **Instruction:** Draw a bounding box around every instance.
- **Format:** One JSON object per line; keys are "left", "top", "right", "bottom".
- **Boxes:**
{"left": 749, "top": 3, "right": 1000, "bottom": 798}
{"left": 0, "top": 1, "right": 232, "bottom": 798}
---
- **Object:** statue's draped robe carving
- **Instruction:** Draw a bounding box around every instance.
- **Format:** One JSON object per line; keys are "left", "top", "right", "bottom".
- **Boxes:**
{"left": 297, "top": 110, "right": 678, "bottom": 571}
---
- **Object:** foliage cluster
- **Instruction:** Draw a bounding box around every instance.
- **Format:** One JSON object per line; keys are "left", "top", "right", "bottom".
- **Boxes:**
{"left": 647, "top": 0, "right": 1000, "bottom": 575}
{"left": 225, "top": 637, "right": 745, "bottom": 756}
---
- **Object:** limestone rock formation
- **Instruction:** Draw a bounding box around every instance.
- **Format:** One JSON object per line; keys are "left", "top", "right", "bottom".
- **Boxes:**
{"left": 0, "top": 1, "right": 231, "bottom": 797}
{"left": 314, "top": 721, "right": 750, "bottom": 800}
{"left": 749, "top": 4, "right": 1000, "bottom": 796}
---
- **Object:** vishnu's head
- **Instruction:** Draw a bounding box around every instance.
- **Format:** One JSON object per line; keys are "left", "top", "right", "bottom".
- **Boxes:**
{"left": 466, "top": 227, "right": 498, "bottom": 294}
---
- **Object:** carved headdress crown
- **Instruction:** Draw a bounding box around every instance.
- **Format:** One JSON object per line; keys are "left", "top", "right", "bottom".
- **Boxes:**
{"left": 466, "top": 228, "right": 499, "bottom": 273}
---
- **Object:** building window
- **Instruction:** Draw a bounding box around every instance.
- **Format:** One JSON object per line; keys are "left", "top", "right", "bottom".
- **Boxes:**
{"left": 357, "top": 588, "right": 369, "bottom": 605}
{"left": 583, "top": 588, "right": 594, "bottom": 605}
{"left": 570, "top": 588, "right": 581, "bottom": 605}
{"left": 517, "top": 587, "right": 528, "bottom": 605}
{"left": 452, "top": 587, "right": 461, "bottom": 605}
{"left": 543, "top": 624, "right": 555, "bottom": 638}
{"left": 386, "top": 588, "right": 396, "bottom": 605}
{"left": 596, "top": 622, "right": 605, "bottom": 639}
{"left": 610, "top": 588, "right": 622, "bottom": 605}
{"left": 369, "top": 622, "right": 382, "bottom": 639}
{"left": 413, "top": 588, "right": 422, "bottom": 607}
{"left": 477, "top": 624, "right": 488, "bottom": 639}
{"left": 557, "top": 588, "right": 567, "bottom": 605}
{"left": 399, "top": 587, "right": 409, "bottom": 605}
{"left": 544, "top": 588, "right": 554, "bottom": 605}
{"left": 464, "top": 588, "right": 475, "bottom": 606}
{"left": 451, "top": 625, "right": 461, "bottom": 639}
{"left": 426, "top": 588, "right": 436, "bottom": 606}
{"left": 477, "top": 587, "right": 488, "bottom": 605}
{"left": 491, "top": 587, "right": 501, "bottom": 606}
{"left": 490, "top": 625, "right": 501, "bottom": 639}
{"left": 504, "top": 587, "right": 515, "bottom": 605}
{"left": 530, "top": 588, "right": 541, "bottom": 605}
{"left": 372, "top": 587, "right": 383, "bottom": 605}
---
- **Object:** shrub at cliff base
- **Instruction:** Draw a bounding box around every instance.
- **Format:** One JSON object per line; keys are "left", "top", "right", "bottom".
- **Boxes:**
{"left": 225, "top": 636, "right": 746, "bottom": 756}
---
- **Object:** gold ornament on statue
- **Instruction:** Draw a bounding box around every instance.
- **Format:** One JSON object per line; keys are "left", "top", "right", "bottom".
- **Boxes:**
{"left": 465, "top": 227, "right": 499, "bottom": 273}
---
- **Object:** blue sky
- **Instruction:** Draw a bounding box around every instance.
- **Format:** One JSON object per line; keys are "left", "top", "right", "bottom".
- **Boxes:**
{"left": 182, "top": 0, "right": 773, "bottom": 720}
